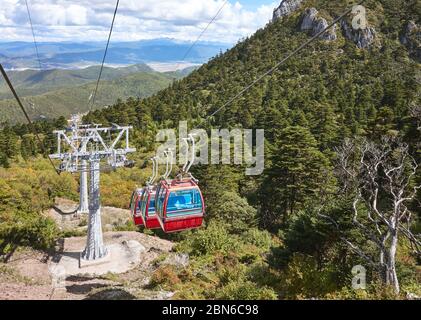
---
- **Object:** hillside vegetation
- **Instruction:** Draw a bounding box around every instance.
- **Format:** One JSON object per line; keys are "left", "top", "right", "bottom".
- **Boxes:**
{"left": 0, "top": 64, "right": 154, "bottom": 99}
{"left": 0, "top": 0, "right": 420, "bottom": 299}
{"left": 0, "top": 67, "right": 183, "bottom": 123}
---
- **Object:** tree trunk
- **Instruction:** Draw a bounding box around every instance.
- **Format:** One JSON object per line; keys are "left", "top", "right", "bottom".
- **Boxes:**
{"left": 386, "top": 232, "right": 400, "bottom": 295}
{"left": 379, "top": 233, "right": 388, "bottom": 285}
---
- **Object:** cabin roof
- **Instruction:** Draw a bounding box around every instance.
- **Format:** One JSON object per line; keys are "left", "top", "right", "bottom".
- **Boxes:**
{"left": 160, "top": 178, "right": 198, "bottom": 190}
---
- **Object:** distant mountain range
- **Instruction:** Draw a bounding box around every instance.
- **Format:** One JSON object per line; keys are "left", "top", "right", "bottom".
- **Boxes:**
{"left": 0, "top": 63, "right": 154, "bottom": 99}
{"left": 0, "top": 38, "right": 226, "bottom": 123}
{"left": 0, "top": 39, "right": 231, "bottom": 70}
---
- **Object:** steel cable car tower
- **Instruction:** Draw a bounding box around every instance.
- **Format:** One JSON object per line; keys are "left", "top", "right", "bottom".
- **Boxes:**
{"left": 50, "top": 124, "right": 136, "bottom": 261}
{"left": 67, "top": 114, "right": 89, "bottom": 214}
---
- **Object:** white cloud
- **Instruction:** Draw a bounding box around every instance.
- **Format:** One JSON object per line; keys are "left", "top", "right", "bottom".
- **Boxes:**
{"left": 0, "top": 0, "right": 277, "bottom": 43}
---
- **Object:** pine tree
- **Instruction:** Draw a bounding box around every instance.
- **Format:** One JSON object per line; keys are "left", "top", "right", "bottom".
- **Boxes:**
{"left": 259, "top": 126, "right": 334, "bottom": 229}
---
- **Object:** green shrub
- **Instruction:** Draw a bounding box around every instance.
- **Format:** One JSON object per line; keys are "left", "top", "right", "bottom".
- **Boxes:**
{"left": 241, "top": 228, "right": 272, "bottom": 250}
{"left": 209, "top": 191, "right": 257, "bottom": 234}
{"left": 217, "top": 264, "right": 247, "bottom": 286}
{"left": 325, "top": 282, "right": 401, "bottom": 300}
{"left": 61, "top": 229, "right": 86, "bottom": 238}
{"left": 324, "top": 287, "right": 370, "bottom": 300}
{"left": 0, "top": 212, "right": 59, "bottom": 256}
{"left": 281, "top": 253, "right": 338, "bottom": 299}
{"left": 149, "top": 265, "right": 180, "bottom": 288}
{"left": 395, "top": 239, "right": 421, "bottom": 297}
{"left": 186, "top": 221, "right": 235, "bottom": 256}
{"left": 38, "top": 171, "right": 78, "bottom": 200}
{"left": 114, "top": 219, "right": 138, "bottom": 232}
{"left": 215, "top": 280, "right": 278, "bottom": 300}
{"left": 246, "top": 263, "right": 282, "bottom": 291}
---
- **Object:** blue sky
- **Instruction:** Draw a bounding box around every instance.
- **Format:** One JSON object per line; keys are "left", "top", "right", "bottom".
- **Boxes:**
{"left": 0, "top": 0, "right": 280, "bottom": 43}
{"left": 239, "top": 0, "right": 277, "bottom": 9}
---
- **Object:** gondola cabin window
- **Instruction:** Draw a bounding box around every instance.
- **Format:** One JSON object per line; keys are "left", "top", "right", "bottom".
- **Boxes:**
{"left": 137, "top": 188, "right": 160, "bottom": 229}
{"left": 166, "top": 189, "right": 203, "bottom": 217}
{"left": 142, "top": 191, "right": 155, "bottom": 213}
{"left": 140, "top": 193, "right": 148, "bottom": 219}
{"left": 147, "top": 196, "right": 156, "bottom": 215}
{"left": 157, "top": 187, "right": 166, "bottom": 214}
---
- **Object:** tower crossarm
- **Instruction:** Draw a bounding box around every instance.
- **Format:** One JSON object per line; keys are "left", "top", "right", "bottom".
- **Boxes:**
{"left": 50, "top": 124, "right": 136, "bottom": 172}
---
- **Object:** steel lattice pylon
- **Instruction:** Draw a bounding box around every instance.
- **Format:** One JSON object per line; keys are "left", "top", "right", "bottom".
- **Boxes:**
{"left": 50, "top": 122, "right": 136, "bottom": 261}
{"left": 67, "top": 115, "right": 89, "bottom": 214}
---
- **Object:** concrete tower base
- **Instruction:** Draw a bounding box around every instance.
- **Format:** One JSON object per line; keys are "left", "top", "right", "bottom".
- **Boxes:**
{"left": 52, "top": 240, "right": 145, "bottom": 277}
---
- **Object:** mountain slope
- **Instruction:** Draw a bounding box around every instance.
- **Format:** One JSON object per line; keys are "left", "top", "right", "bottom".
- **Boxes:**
{"left": 0, "top": 70, "right": 179, "bottom": 123}
{"left": 81, "top": 0, "right": 420, "bottom": 297}
{"left": 1, "top": 0, "right": 420, "bottom": 300}
{"left": 86, "top": 0, "right": 420, "bottom": 139}
{"left": 84, "top": 0, "right": 421, "bottom": 227}
{"left": 0, "top": 64, "right": 154, "bottom": 99}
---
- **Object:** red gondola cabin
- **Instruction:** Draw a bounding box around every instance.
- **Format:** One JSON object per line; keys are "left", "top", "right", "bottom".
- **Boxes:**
{"left": 138, "top": 186, "right": 160, "bottom": 229}
{"left": 155, "top": 178, "right": 205, "bottom": 233}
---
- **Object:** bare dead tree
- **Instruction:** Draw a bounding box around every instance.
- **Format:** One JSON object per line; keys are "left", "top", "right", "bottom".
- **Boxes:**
{"left": 331, "top": 137, "right": 421, "bottom": 294}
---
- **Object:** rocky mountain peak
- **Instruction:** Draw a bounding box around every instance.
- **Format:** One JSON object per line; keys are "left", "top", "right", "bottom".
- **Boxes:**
{"left": 400, "top": 21, "right": 421, "bottom": 62}
{"left": 341, "top": 20, "right": 376, "bottom": 49}
{"left": 299, "top": 8, "right": 337, "bottom": 41}
{"left": 274, "top": 2, "right": 376, "bottom": 48}
{"left": 273, "top": 0, "right": 303, "bottom": 21}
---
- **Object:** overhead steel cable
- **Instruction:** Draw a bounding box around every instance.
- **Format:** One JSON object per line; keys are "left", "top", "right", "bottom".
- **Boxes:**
{"left": 89, "top": 0, "right": 120, "bottom": 111}
{"left": 0, "top": 64, "right": 60, "bottom": 175}
{"left": 25, "top": 0, "right": 42, "bottom": 71}
{"left": 173, "top": 0, "right": 229, "bottom": 74}
{"left": 195, "top": 0, "right": 367, "bottom": 128}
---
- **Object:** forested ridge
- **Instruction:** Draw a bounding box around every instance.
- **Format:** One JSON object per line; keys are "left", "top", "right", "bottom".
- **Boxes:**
{"left": 0, "top": 68, "right": 182, "bottom": 124}
{"left": 0, "top": 0, "right": 420, "bottom": 299}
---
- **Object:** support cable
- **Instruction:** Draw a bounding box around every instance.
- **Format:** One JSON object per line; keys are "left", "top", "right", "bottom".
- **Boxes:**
{"left": 173, "top": 0, "right": 229, "bottom": 74}
{"left": 0, "top": 64, "right": 60, "bottom": 175}
{"left": 89, "top": 0, "right": 120, "bottom": 111}
{"left": 195, "top": 0, "right": 367, "bottom": 128}
{"left": 25, "top": 0, "right": 42, "bottom": 70}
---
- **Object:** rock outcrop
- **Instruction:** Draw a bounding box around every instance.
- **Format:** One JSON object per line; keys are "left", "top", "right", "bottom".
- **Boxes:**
{"left": 299, "top": 8, "right": 337, "bottom": 41}
{"left": 273, "top": 0, "right": 303, "bottom": 21}
{"left": 400, "top": 21, "right": 421, "bottom": 63}
{"left": 273, "top": 2, "right": 390, "bottom": 50}
{"left": 341, "top": 20, "right": 376, "bottom": 49}
{"left": 300, "top": 8, "right": 318, "bottom": 30}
